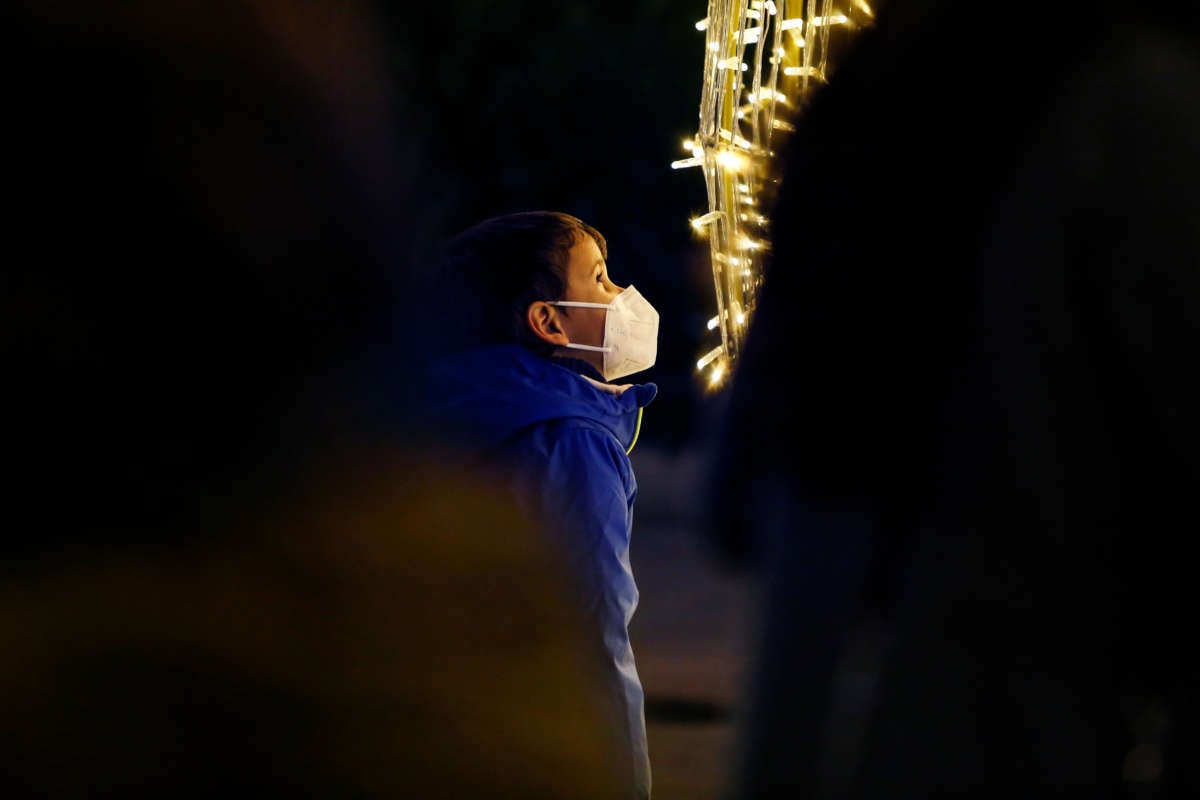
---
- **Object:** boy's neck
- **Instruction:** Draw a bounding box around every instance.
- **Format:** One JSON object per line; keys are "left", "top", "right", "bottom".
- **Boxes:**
{"left": 550, "top": 354, "right": 605, "bottom": 383}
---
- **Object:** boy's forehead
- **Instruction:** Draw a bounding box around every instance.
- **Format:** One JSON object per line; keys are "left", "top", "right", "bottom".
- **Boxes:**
{"left": 567, "top": 235, "right": 605, "bottom": 273}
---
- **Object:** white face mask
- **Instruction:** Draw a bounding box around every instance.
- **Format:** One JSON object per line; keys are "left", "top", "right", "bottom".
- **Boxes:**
{"left": 551, "top": 285, "right": 659, "bottom": 381}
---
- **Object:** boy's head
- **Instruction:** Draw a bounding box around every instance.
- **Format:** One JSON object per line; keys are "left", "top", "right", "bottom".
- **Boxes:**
{"left": 434, "top": 211, "right": 621, "bottom": 368}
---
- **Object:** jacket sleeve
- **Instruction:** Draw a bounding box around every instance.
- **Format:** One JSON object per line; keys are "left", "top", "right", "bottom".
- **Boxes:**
{"left": 506, "top": 419, "right": 651, "bottom": 800}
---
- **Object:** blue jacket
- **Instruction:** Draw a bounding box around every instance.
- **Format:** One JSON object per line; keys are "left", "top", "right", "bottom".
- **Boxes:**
{"left": 422, "top": 344, "right": 656, "bottom": 798}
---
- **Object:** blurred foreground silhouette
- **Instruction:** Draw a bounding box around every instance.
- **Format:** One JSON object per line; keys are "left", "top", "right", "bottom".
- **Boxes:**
{"left": 705, "top": 1, "right": 1200, "bottom": 797}
{"left": 4, "top": 2, "right": 631, "bottom": 796}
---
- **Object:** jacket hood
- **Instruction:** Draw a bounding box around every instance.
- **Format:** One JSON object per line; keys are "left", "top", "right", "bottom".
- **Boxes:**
{"left": 420, "top": 344, "right": 657, "bottom": 454}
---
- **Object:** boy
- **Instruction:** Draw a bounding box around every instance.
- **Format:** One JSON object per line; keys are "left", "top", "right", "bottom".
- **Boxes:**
{"left": 418, "top": 210, "right": 659, "bottom": 798}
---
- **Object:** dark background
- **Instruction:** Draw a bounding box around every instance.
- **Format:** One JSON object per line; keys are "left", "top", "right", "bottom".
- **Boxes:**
{"left": 379, "top": 0, "right": 723, "bottom": 453}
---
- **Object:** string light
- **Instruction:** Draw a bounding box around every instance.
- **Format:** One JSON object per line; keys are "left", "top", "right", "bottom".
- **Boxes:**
{"left": 674, "top": 0, "right": 876, "bottom": 390}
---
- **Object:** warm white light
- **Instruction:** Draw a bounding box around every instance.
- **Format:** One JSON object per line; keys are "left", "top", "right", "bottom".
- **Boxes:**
{"left": 716, "top": 128, "right": 754, "bottom": 150}
{"left": 730, "top": 301, "right": 746, "bottom": 327}
{"left": 697, "top": 345, "right": 724, "bottom": 370}
{"left": 708, "top": 362, "right": 726, "bottom": 386}
{"left": 680, "top": 0, "right": 873, "bottom": 387}
{"left": 784, "top": 66, "right": 825, "bottom": 78}
{"left": 748, "top": 89, "right": 788, "bottom": 104}
{"left": 715, "top": 148, "right": 749, "bottom": 171}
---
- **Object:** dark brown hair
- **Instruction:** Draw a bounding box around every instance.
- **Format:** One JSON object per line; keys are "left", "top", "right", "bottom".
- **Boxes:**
{"left": 433, "top": 210, "right": 607, "bottom": 355}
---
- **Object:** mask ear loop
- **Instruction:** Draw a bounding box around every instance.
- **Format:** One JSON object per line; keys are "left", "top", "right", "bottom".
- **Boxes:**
{"left": 549, "top": 300, "right": 610, "bottom": 309}
{"left": 560, "top": 342, "right": 610, "bottom": 353}
{"left": 548, "top": 300, "right": 614, "bottom": 352}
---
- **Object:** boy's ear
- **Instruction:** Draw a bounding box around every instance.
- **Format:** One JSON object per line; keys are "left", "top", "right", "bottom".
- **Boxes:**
{"left": 526, "top": 301, "right": 570, "bottom": 347}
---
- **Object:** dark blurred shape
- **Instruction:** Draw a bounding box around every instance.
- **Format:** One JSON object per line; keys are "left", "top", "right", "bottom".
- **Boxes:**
{"left": 704, "top": 0, "right": 1199, "bottom": 797}
{"left": 3, "top": 2, "right": 631, "bottom": 796}
{"left": 644, "top": 695, "right": 731, "bottom": 725}
{"left": 6, "top": 0, "right": 414, "bottom": 557}
{"left": 1, "top": 460, "right": 627, "bottom": 798}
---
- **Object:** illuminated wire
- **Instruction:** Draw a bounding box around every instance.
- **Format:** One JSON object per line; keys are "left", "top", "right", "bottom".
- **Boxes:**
{"left": 676, "top": 0, "right": 875, "bottom": 389}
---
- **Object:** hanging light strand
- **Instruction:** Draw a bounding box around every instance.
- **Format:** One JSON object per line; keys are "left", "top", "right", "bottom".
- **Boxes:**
{"left": 673, "top": 0, "right": 875, "bottom": 389}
